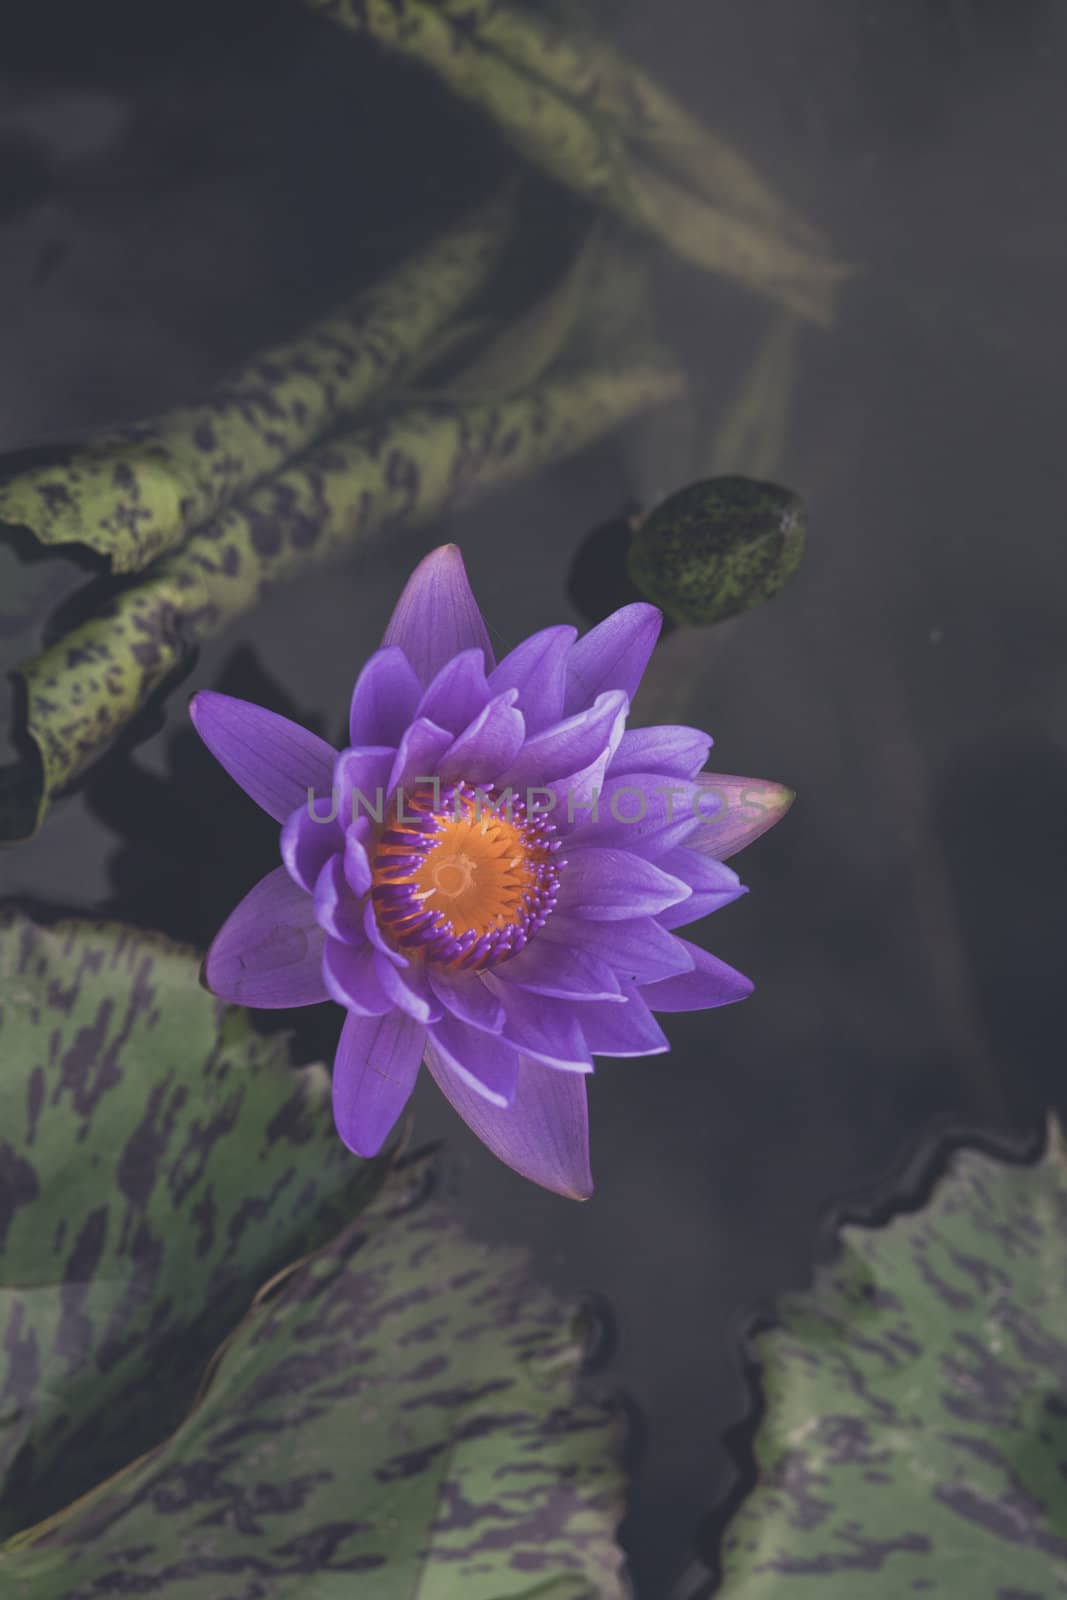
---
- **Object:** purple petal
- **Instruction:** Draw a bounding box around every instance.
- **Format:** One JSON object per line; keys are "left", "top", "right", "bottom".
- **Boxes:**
{"left": 538, "top": 912, "right": 695, "bottom": 985}
{"left": 416, "top": 648, "right": 491, "bottom": 733}
{"left": 332, "top": 1009, "right": 425, "bottom": 1157}
{"left": 608, "top": 724, "right": 712, "bottom": 779}
{"left": 190, "top": 691, "right": 337, "bottom": 823}
{"left": 381, "top": 544, "right": 495, "bottom": 683}
{"left": 488, "top": 625, "right": 576, "bottom": 735}
{"left": 639, "top": 937, "right": 754, "bottom": 1011}
{"left": 343, "top": 817, "right": 373, "bottom": 898}
{"left": 204, "top": 867, "right": 328, "bottom": 1008}
{"left": 424, "top": 1015, "right": 519, "bottom": 1106}
{"left": 335, "top": 746, "right": 395, "bottom": 832}
{"left": 373, "top": 953, "right": 442, "bottom": 1024}
{"left": 313, "top": 855, "right": 365, "bottom": 944}
{"left": 322, "top": 936, "right": 391, "bottom": 1015}
{"left": 348, "top": 647, "right": 422, "bottom": 747}
{"left": 541, "top": 744, "right": 615, "bottom": 831}
{"left": 281, "top": 803, "right": 343, "bottom": 893}
{"left": 362, "top": 899, "right": 407, "bottom": 969}
{"left": 428, "top": 966, "right": 506, "bottom": 1033}
{"left": 565, "top": 772, "right": 709, "bottom": 857}
{"left": 498, "top": 689, "right": 627, "bottom": 793}
{"left": 577, "top": 988, "right": 670, "bottom": 1056}
{"left": 485, "top": 975, "right": 593, "bottom": 1071}
{"left": 563, "top": 603, "right": 661, "bottom": 716}
{"left": 496, "top": 940, "right": 623, "bottom": 1002}
{"left": 687, "top": 774, "right": 795, "bottom": 859}
{"left": 555, "top": 847, "right": 691, "bottom": 920}
{"left": 438, "top": 691, "right": 525, "bottom": 786}
{"left": 425, "top": 1045, "right": 593, "bottom": 1200}
{"left": 387, "top": 716, "right": 454, "bottom": 800}
{"left": 656, "top": 849, "right": 747, "bottom": 928}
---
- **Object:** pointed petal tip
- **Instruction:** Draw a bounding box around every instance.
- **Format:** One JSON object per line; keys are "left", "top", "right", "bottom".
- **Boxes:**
{"left": 186, "top": 689, "right": 337, "bottom": 823}
{"left": 613, "top": 600, "right": 663, "bottom": 653}
{"left": 334, "top": 1116, "right": 389, "bottom": 1160}
{"left": 425, "top": 1046, "right": 593, "bottom": 1199}
{"left": 739, "top": 777, "right": 794, "bottom": 831}
{"left": 600, "top": 600, "right": 661, "bottom": 627}
{"left": 348, "top": 646, "right": 423, "bottom": 747}
{"left": 187, "top": 689, "right": 214, "bottom": 735}
{"left": 203, "top": 867, "right": 329, "bottom": 1009}
{"left": 689, "top": 773, "right": 795, "bottom": 860}
{"left": 564, "top": 602, "right": 662, "bottom": 715}
{"left": 383, "top": 544, "right": 495, "bottom": 682}
{"left": 640, "top": 939, "right": 754, "bottom": 1012}
{"left": 722, "top": 966, "right": 755, "bottom": 1003}
{"left": 403, "top": 543, "right": 466, "bottom": 590}
{"left": 750, "top": 778, "right": 795, "bottom": 828}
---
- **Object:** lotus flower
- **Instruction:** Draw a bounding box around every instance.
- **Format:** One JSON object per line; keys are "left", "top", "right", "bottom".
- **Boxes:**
{"left": 190, "top": 545, "right": 791, "bottom": 1198}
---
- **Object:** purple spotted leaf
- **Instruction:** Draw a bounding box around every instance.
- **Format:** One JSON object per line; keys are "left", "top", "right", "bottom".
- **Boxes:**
{"left": 1, "top": 1156, "right": 628, "bottom": 1599}
{"left": 715, "top": 1121, "right": 1067, "bottom": 1598}
{"left": 0, "top": 907, "right": 386, "bottom": 1541}
{"left": 0, "top": 190, "right": 514, "bottom": 573}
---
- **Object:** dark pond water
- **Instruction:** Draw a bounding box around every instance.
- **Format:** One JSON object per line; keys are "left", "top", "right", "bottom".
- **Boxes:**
{"left": 2, "top": 2, "right": 1066, "bottom": 1594}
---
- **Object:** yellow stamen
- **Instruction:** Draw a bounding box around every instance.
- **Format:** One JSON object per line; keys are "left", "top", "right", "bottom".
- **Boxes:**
{"left": 373, "top": 792, "right": 548, "bottom": 943}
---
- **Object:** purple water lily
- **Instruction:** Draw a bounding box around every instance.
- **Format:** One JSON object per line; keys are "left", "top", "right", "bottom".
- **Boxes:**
{"left": 190, "top": 545, "right": 791, "bottom": 1198}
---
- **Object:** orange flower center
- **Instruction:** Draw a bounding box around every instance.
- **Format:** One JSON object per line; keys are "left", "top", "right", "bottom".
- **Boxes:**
{"left": 370, "top": 784, "right": 562, "bottom": 969}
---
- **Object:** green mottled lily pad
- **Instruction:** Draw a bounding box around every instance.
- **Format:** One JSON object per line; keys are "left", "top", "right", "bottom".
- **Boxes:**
{"left": 0, "top": 908, "right": 383, "bottom": 1540}
{"left": 628, "top": 475, "right": 806, "bottom": 627}
{"left": 718, "top": 1124, "right": 1067, "bottom": 1598}
{"left": 5, "top": 357, "right": 684, "bottom": 845}
{"left": 1, "top": 1158, "right": 627, "bottom": 1599}
{"left": 0, "top": 191, "right": 513, "bottom": 572}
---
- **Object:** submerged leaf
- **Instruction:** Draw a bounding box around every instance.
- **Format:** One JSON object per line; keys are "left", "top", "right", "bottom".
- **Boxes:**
{"left": 707, "top": 313, "right": 801, "bottom": 480}
{"left": 624, "top": 161, "right": 850, "bottom": 328}
{"left": 442, "top": 224, "right": 607, "bottom": 401}
{"left": 435, "top": 0, "right": 829, "bottom": 253}
{"left": 305, "top": 0, "right": 850, "bottom": 321}
{"left": 2, "top": 1159, "right": 628, "bottom": 1598}
{"left": 317, "top": 0, "right": 632, "bottom": 205}
{"left": 0, "top": 908, "right": 385, "bottom": 1539}
{"left": 0, "top": 190, "right": 514, "bottom": 571}
{"left": 717, "top": 1123, "right": 1067, "bottom": 1597}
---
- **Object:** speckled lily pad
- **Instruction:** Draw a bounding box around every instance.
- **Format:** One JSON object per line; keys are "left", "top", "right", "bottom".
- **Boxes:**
{"left": 0, "top": 191, "right": 513, "bottom": 572}
{"left": 627, "top": 475, "right": 806, "bottom": 627}
{"left": 718, "top": 1123, "right": 1067, "bottom": 1598}
{"left": 1, "top": 1157, "right": 627, "bottom": 1600}
{"left": 3, "top": 358, "right": 684, "bottom": 846}
{"left": 0, "top": 907, "right": 384, "bottom": 1540}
